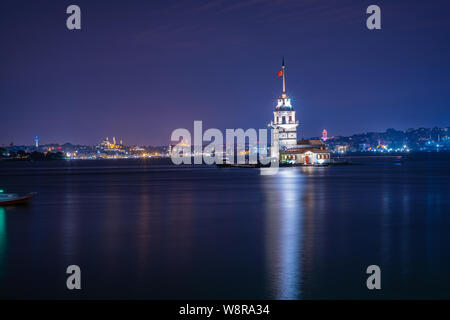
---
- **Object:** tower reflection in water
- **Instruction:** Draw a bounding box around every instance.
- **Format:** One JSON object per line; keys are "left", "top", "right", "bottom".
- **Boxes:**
{"left": 263, "top": 168, "right": 304, "bottom": 299}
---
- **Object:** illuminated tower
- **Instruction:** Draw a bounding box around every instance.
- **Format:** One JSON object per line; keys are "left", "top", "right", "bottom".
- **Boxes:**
{"left": 322, "top": 129, "right": 328, "bottom": 141}
{"left": 269, "top": 58, "right": 299, "bottom": 150}
{"left": 35, "top": 136, "right": 39, "bottom": 148}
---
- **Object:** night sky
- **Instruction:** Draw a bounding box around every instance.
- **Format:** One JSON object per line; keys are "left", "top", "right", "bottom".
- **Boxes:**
{"left": 1, "top": 0, "right": 449, "bottom": 146}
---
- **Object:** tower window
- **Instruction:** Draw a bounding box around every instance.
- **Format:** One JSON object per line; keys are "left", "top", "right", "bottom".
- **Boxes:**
{"left": 289, "top": 116, "right": 292, "bottom": 122}
{"left": 282, "top": 116, "right": 286, "bottom": 124}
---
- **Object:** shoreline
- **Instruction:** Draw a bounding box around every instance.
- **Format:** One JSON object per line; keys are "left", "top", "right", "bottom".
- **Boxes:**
{"left": 1, "top": 151, "right": 449, "bottom": 166}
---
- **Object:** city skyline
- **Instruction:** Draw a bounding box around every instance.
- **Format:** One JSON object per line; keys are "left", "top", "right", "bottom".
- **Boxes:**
{"left": 2, "top": 125, "right": 448, "bottom": 150}
{"left": 2, "top": 0, "right": 450, "bottom": 146}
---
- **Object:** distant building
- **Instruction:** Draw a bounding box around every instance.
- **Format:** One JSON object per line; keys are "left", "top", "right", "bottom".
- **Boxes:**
{"left": 171, "top": 137, "right": 191, "bottom": 157}
{"left": 322, "top": 129, "right": 328, "bottom": 141}
{"left": 280, "top": 140, "right": 330, "bottom": 165}
{"left": 335, "top": 144, "right": 349, "bottom": 154}
{"left": 96, "top": 136, "right": 127, "bottom": 157}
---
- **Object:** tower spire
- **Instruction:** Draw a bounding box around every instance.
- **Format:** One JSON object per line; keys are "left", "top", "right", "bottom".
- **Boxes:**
{"left": 282, "top": 57, "right": 286, "bottom": 93}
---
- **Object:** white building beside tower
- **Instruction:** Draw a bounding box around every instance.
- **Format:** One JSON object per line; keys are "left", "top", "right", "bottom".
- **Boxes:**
{"left": 269, "top": 59, "right": 299, "bottom": 155}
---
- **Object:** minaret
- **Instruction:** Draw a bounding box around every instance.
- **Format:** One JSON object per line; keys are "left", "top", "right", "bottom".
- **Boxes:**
{"left": 269, "top": 58, "right": 299, "bottom": 151}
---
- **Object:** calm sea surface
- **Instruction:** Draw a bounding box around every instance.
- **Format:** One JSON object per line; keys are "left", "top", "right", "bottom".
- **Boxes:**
{"left": 0, "top": 154, "right": 449, "bottom": 299}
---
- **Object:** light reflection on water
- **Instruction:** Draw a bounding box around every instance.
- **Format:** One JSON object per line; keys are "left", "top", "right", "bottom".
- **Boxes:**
{"left": 263, "top": 168, "right": 303, "bottom": 299}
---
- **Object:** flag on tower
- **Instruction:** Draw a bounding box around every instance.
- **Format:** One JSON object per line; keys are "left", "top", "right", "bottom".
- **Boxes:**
{"left": 277, "top": 70, "right": 283, "bottom": 77}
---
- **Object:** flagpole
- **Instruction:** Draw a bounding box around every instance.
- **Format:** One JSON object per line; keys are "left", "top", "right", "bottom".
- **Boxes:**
{"left": 282, "top": 57, "right": 286, "bottom": 93}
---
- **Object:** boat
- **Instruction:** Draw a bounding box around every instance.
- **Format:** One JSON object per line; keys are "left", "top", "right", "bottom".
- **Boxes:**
{"left": 0, "top": 192, "right": 36, "bottom": 205}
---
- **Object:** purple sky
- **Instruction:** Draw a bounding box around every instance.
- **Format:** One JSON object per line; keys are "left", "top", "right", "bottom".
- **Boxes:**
{"left": 1, "top": 0, "right": 450, "bottom": 146}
